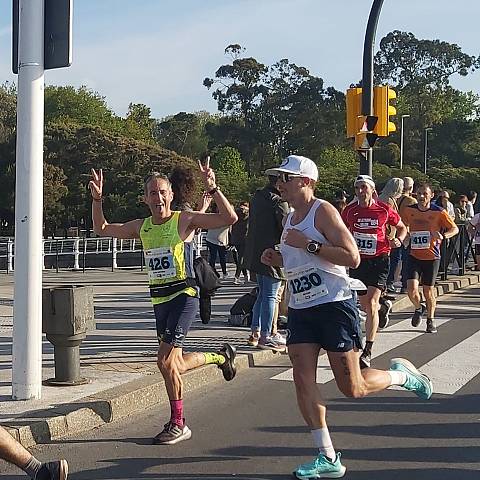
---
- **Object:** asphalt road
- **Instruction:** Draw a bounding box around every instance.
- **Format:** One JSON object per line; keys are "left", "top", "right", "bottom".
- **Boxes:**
{"left": 2, "top": 286, "right": 480, "bottom": 480}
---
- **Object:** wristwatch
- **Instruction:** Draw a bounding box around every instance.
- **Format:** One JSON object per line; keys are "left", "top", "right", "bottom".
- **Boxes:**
{"left": 306, "top": 240, "right": 322, "bottom": 254}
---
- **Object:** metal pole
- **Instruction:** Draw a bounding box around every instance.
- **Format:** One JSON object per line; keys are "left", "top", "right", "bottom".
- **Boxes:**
{"left": 359, "top": 0, "right": 385, "bottom": 176}
{"left": 12, "top": 0, "right": 45, "bottom": 400}
{"left": 424, "top": 128, "right": 432, "bottom": 175}
{"left": 400, "top": 114, "right": 410, "bottom": 170}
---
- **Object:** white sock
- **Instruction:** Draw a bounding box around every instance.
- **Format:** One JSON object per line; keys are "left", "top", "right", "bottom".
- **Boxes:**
{"left": 389, "top": 370, "right": 408, "bottom": 386}
{"left": 311, "top": 427, "right": 336, "bottom": 461}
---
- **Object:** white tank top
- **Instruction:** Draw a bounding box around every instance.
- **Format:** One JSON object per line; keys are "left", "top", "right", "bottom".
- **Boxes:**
{"left": 280, "top": 199, "right": 352, "bottom": 309}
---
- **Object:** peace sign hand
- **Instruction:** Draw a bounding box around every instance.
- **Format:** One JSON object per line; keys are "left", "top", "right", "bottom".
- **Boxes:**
{"left": 89, "top": 168, "right": 103, "bottom": 200}
{"left": 198, "top": 156, "right": 216, "bottom": 190}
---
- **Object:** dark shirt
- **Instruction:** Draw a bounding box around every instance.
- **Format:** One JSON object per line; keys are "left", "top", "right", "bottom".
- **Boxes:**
{"left": 244, "top": 185, "right": 289, "bottom": 279}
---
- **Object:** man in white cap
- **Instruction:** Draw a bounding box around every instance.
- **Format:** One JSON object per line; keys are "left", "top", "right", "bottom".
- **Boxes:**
{"left": 262, "top": 156, "right": 433, "bottom": 479}
{"left": 342, "top": 175, "right": 407, "bottom": 368}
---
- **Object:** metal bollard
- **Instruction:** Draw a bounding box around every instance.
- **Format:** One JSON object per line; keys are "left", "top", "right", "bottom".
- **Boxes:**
{"left": 42, "top": 285, "right": 96, "bottom": 386}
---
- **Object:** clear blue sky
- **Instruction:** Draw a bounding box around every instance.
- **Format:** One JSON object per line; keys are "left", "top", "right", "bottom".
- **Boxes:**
{"left": 0, "top": 0, "right": 479, "bottom": 118}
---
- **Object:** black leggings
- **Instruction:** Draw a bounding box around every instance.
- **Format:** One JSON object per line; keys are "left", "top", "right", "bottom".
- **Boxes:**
{"left": 206, "top": 241, "right": 227, "bottom": 275}
{"left": 232, "top": 243, "right": 248, "bottom": 278}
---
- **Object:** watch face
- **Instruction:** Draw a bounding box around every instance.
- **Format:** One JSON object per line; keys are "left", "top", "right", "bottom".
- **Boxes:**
{"left": 307, "top": 242, "right": 318, "bottom": 253}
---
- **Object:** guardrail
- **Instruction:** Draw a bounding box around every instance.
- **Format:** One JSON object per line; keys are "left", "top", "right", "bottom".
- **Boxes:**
{"left": 0, "top": 232, "right": 206, "bottom": 273}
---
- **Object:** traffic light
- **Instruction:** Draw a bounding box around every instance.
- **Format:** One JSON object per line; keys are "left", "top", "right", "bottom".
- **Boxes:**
{"left": 346, "top": 87, "right": 362, "bottom": 138}
{"left": 355, "top": 115, "right": 378, "bottom": 151}
{"left": 373, "top": 86, "right": 396, "bottom": 136}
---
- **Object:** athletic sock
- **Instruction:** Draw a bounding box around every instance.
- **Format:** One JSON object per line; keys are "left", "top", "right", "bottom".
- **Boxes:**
{"left": 170, "top": 399, "right": 184, "bottom": 427}
{"left": 363, "top": 340, "right": 374, "bottom": 355}
{"left": 22, "top": 456, "right": 41, "bottom": 479}
{"left": 204, "top": 352, "right": 226, "bottom": 366}
{"left": 311, "top": 427, "right": 336, "bottom": 461}
{"left": 388, "top": 370, "right": 408, "bottom": 386}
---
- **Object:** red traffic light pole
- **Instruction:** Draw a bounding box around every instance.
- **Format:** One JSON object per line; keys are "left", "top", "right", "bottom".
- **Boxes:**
{"left": 359, "top": 0, "right": 385, "bottom": 176}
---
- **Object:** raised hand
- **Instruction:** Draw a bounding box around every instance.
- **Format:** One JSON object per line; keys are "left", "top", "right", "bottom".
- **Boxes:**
{"left": 198, "top": 156, "right": 216, "bottom": 190}
{"left": 261, "top": 248, "right": 282, "bottom": 267}
{"left": 199, "top": 191, "right": 213, "bottom": 213}
{"left": 284, "top": 228, "right": 309, "bottom": 249}
{"left": 89, "top": 168, "right": 103, "bottom": 200}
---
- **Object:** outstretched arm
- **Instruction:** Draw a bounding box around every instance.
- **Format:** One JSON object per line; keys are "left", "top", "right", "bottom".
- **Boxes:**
{"left": 89, "top": 168, "right": 142, "bottom": 239}
{"left": 183, "top": 158, "right": 237, "bottom": 233}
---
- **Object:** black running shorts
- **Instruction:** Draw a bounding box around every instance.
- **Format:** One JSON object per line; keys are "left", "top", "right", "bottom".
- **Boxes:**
{"left": 286, "top": 298, "right": 363, "bottom": 352}
{"left": 349, "top": 254, "right": 390, "bottom": 295}
{"left": 406, "top": 255, "right": 440, "bottom": 287}
{"left": 153, "top": 293, "right": 198, "bottom": 347}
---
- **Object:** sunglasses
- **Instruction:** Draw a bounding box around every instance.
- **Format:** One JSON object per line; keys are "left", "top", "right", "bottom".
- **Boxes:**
{"left": 278, "top": 172, "right": 302, "bottom": 183}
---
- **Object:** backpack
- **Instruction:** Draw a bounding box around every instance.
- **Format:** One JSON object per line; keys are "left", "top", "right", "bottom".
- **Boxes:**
{"left": 228, "top": 287, "right": 258, "bottom": 327}
{"left": 193, "top": 256, "right": 221, "bottom": 296}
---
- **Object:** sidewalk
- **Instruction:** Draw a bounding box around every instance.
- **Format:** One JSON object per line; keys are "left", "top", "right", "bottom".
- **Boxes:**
{"left": 0, "top": 268, "right": 479, "bottom": 448}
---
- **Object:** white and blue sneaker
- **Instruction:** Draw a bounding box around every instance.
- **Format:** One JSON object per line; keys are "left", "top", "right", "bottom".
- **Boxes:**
{"left": 390, "top": 357, "right": 433, "bottom": 400}
{"left": 294, "top": 452, "right": 346, "bottom": 479}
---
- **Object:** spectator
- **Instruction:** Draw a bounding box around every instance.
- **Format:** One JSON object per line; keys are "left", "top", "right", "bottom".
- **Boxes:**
{"left": 466, "top": 191, "right": 477, "bottom": 218}
{"left": 332, "top": 198, "right": 347, "bottom": 214}
{"left": 468, "top": 212, "right": 480, "bottom": 270}
{"left": 379, "top": 178, "right": 404, "bottom": 293}
{"left": 397, "top": 176, "right": 417, "bottom": 293}
{"left": 455, "top": 195, "right": 469, "bottom": 224}
{"left": 435, "top": 190, "right": 455, "bottom": 219}
{"left": 206, "top": 204, "right": 230, "bottom": 278}
{"left": 244, "top": 172, "right": 289, "bottom": 350}
{"left": 231, "top": 202, "right": 250, "bottom": 284}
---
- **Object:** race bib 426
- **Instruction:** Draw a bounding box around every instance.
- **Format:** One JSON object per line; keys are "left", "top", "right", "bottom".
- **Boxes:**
{"left": 145, "top": 247, "right": 177, "bottom": 280}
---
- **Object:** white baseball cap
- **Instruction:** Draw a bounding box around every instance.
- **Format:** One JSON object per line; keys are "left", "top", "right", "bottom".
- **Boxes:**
{"left": 265, "top": 155, "right": 318, "bottom": 181}
{"left": 354, "top": 174, "right": 375, "bottom": 189}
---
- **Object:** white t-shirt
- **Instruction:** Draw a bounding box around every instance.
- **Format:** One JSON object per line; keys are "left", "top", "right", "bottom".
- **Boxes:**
{"left": 470, "top": 213, "right": 480, "bottom": 245}
{"left": 206, "top": 226, "right": 230, "bottom": 246}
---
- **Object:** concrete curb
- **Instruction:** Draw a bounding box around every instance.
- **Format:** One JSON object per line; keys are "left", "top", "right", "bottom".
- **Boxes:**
{"left": 5, "top": 272, "right": 480, "bottom": 448}
{"left": 5, "top": 348, "right": 276, "bottom": 448}
{"left": 390, "top": 271, "right": 480, "bottom": 313}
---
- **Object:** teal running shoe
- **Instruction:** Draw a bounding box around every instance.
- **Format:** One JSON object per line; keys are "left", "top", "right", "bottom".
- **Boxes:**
{"left": 294, "top": 452, "right": 346, "bottom": 479}
{"left": 390, "top": 357, "right": 433, "bottom": 400}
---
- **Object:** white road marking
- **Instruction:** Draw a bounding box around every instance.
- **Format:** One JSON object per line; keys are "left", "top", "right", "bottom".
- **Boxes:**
{"left": 271, "top": 317, "right": 452, "bottom": 384}
{"left": 419, "top": 329, "right": 480, "bottom": 394}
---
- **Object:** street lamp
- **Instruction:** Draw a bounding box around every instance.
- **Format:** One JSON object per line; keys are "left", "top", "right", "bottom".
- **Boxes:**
{"left": 424, "top": 127, "right": 433, "bottom": 175}
{"left": 400, "top": 114, "right": 410, "bottom": 170}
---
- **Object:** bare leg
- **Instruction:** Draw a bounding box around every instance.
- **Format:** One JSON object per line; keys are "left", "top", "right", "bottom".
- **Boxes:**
{"left": 423, "top": 285, "right": 436, "bottom": 318}
{"left": 328, "top": 349, "right": 392, "bottom": 398}
{"left": 358, "top": 287, "right": 381, "bottom": 343}
{"left": 407, "top": 279, "right": 422, "bottom": 309}
{"left": 0, "top": 426, "right": 31, "bottom": 469}
{"left": 288, "top": 344, "right": 326, "bottom": 428}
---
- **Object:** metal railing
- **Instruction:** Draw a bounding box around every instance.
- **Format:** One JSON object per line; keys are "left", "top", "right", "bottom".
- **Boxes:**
{"left": 0, "top": 232, "right": 207, "bottom": 273}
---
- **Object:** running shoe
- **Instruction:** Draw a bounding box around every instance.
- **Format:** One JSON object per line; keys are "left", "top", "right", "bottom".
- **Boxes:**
{"left": 411, "top": 303, "right": 426, "bottom": 327}
{"left": 218, "top": 343, "right": 237, "bottom": 381}
{"left": 247, "top": 331, "right": 260, "bottom": 347}
{"left": 386, "top": 283, "right": 396, "bottom": 293}
{"left": 389, "top": 357, "right": 433, "bottom": 400}
{"left": 152, "top": 422, "right": 192, "bottom": 445}
{"left": 270, "top": 331, "right": 287, "bottom": 345}
{"left": 294, "top": 452, "right": 346, "bottom": 479}
{"left": 359, "top": 350, "right": 371, "bottom": 369}
{"left": 257, "top": 335, "right": 286, "bottom": 353}
{"left": 35, "top": 460, "right": 68, "bottom": 480}
{"left": 378, "top": 299, "right": 393, "bottom": 329}
{"left": 426, "top": 319, "right": 437, "bottom": 334}
{"left": 233, "top": 276, "right": 241, "bottom": 285}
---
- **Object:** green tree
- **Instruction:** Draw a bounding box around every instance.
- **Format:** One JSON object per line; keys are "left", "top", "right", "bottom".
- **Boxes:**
{"left": 155, "top": 111, "right": 211, "bottom": 158}
{"left": 211, "top": 146, "right": 249, "bottom": 202}
{"left": 373, "top": 30, "right": 480, "bottom": 167}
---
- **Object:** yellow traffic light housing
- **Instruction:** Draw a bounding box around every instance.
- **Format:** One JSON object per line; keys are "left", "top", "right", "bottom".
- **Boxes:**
{"left": 373, "top": 85, "right": 396, "bottom": 136}
{"left": 346, "top": 87, "right": 362, "bottom": 138}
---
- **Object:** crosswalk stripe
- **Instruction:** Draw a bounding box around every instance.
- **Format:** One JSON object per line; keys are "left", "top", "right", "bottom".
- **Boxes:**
{"left": 419, "top": 329, "right": 480, "bottom": 394}
{"left": 270, "top": 317, "right": 453, "bottom": 384}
